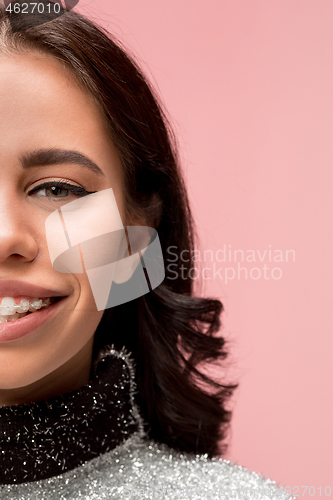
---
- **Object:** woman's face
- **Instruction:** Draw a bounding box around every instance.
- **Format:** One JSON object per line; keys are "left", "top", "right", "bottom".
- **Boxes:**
{"left": 0, "top": 52, "right": 125, "bottom": 405}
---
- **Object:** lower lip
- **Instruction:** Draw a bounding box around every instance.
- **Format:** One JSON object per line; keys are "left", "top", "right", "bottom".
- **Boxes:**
{"left": 0, "top": 298, "right": 66, "bottom": 343}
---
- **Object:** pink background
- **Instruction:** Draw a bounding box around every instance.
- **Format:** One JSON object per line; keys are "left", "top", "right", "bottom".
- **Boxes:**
{"left": 76, "top": 0, "right": 332, "bottom": 494}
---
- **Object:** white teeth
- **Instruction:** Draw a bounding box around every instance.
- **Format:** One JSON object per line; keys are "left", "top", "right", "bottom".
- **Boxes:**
{"left": 16, "top": 299, "right": 30, "bottom": 313}
{"left": 0, "top": 297, "right": 56, "bottom": 324}
{"left": 0, "top": 297, "right": 53, "bottom": 317}
{"left": 28, "top": 298, "right": 43, "bottom": 312}
{"left": 0, "top": 297, "right": 16, "bottom": 315}
{"left": 1, "top": 297, "right": 16, "bottom": 307}
{"left": 0, "top": 313, "right": 26, "bottom": 324}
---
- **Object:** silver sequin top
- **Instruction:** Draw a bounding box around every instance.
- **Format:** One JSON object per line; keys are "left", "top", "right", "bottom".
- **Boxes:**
{"left": 0, "top": 346, "right": 294, "bottom": 500}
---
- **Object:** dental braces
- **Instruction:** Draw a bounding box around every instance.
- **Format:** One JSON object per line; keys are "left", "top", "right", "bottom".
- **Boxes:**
{"left": 0, "top": 298, "right": 51, "bottom": 314}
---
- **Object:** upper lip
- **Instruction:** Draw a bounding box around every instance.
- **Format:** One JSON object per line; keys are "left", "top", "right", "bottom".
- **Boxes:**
{"left": 0, "top": 280, "right": 68, "bottom": 298}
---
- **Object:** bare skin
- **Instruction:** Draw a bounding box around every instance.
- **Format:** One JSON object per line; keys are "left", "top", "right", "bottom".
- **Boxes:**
{"left": 0, "top": 52, "right": 126, "bottom": 406}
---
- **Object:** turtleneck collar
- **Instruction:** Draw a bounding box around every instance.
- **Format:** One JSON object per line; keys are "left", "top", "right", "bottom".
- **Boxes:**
{"left": 0, "top": 345, "right": 144, "bottom": 485}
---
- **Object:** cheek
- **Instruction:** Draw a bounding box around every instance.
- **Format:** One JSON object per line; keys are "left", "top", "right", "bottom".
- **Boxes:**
{"left": 72, "top": 271, "right": 100, "bottom": 313}
{"left": 111, "top": 181, "right": 126, "bottom": 221}
{"left": 0, "top": 306, "right": 102, "bottom": 390}
{"left": 63, "top": 304, "right": 104, "bottom": 343}
{"left": 45, "top": 188, "right": 127, "bottom": 311}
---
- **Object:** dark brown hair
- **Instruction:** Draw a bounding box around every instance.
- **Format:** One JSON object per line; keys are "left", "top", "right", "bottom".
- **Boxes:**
{"left": 0, "top": 1, "right": 238, "bottom": 457}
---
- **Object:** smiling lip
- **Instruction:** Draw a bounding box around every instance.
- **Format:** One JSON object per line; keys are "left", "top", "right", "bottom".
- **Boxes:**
{"left": 0, "top": 297, "right": 66, "bottom": 343}
{"left": 0, "top": 280, "right": 69, "bottom": 299}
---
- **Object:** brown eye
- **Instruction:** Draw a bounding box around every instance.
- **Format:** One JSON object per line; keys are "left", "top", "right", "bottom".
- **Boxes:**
{"left": 28, "top": 181, "right": 95, "bottom": 199}
{"left": 44, "top": 186, "right": 69, "bottom": 198}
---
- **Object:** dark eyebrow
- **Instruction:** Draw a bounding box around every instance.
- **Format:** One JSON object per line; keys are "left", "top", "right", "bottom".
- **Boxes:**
{"left": 19, "top": 148, "right": 105, "bottom": 177}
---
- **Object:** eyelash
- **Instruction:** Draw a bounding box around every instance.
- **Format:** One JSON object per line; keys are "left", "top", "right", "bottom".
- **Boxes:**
{"left": 28, "top": 181, "right": 96, "bottom": 198}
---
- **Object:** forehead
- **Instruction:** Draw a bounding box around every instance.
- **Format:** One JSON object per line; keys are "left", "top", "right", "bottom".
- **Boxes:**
{"left": 0, "top": 51, "right": 123, "bottom": 186}
{"left": 0, "top": 52, "right": 101, "bottom": 133}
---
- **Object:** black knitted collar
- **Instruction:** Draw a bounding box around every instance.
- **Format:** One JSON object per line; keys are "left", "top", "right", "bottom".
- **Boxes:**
{"left": 0, "top": 346, "right": 143, "bottom": 485}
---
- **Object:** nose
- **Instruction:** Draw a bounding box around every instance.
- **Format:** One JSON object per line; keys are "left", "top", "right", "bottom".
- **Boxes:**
{"left": 0, "top": 193, "right": 38, "bottom": 265}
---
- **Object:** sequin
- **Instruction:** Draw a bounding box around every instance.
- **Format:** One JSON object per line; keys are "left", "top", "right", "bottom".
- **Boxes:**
{"left": 0, "top": 346, "right": 294, "bottom": 499}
